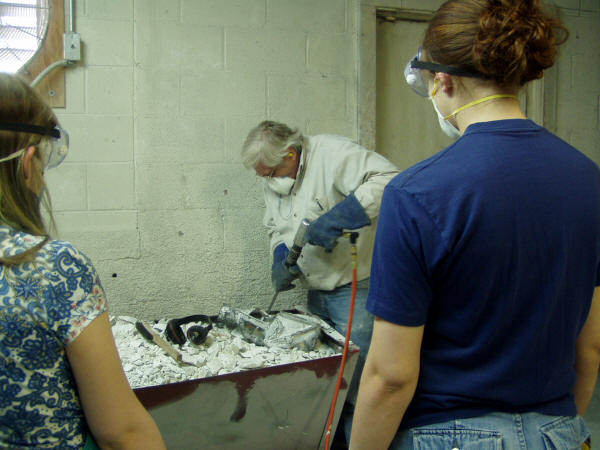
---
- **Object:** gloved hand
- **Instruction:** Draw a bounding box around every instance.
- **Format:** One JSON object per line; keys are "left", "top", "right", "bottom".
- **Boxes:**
{"left": 271, "top": 243, "right": 301, "bottom": 292}
{"left": 305, "top": 193, "right": 371, "bottom": 252}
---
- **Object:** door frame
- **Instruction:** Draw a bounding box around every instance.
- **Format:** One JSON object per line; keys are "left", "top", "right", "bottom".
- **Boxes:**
{"left": 358, "top": 2, "right": 556, "bottom": 150}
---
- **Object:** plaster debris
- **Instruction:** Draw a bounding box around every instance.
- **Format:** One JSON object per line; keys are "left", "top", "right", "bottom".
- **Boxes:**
{"left": 217, "top": 306, "right": 322, "bottom": 351}
{"left": 111, "top": 311, "right": 342, "bottom": 389}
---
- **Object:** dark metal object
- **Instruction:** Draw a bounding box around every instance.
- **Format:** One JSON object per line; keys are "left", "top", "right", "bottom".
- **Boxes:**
{"left": 165, "top": 314, "right": 212, "bottom": 346}
{"left": 135, "top": 320, "right": 154, "bottom": 341}
{"left": 217, "top": 306, "right": 322, "bottom": 351}
{"left": 345, "top": 231, "right": 359, "bottom": 244}
{"left": 268, "top": 219, "right": 310, "bottom": 313}
{"left": 266, "top": 291, "right": 280, "bottom": 316}
{"left": 287, "top": 218, "right": 310, "bottom": 267}
{"left": 135, "top": 320, "right": 187, "bottom": 365}
{"left": 134, "top": 322, "right": 359, "bottom": 450}
{"left": 186, "top": 323, "right": 213, "bottom": 345}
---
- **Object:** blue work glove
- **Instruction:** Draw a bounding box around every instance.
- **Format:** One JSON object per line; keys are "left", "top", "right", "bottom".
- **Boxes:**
{"left": 305, "top": 193, "right": 371, "bottom": 252}
{"left": 271, "top": 243, "right": 301, "bottom": 292}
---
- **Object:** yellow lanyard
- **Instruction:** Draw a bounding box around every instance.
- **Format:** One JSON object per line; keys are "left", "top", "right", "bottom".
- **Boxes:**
{"left": 444, "top": 94, "right": 518, "bottom": 120}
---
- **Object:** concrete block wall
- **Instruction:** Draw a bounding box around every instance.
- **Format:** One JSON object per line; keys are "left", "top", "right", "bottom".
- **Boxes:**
{"left": 44, "top": 0, "right": 598, "bottom": 321}
{"left": 46, "top": 0, "right": 359, "bottom": 319}
{"left": 552, "top": 0, "right": 600, "bottom": 166}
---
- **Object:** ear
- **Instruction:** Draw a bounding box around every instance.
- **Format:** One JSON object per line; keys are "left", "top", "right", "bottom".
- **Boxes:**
{"left": 435, "top": 72, "right": 454, "bottom": 96}
{"left": 23, "top": 146, "right": 37, "bottom": 181}
{"left": 286, "top": 148, "right": 297, "bottom": 159}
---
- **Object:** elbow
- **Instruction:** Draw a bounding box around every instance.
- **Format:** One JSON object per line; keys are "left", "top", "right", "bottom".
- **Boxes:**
{"left": 92, "top": 419, "right": 162, "bottom": 450}
{"left": 577, "top": 336, "right": 600, "bottom": 360}
{"left": 381, "top": 373, "right": 419, "bottom": 393}
{"left": 366, "top": 363, "right": 419, "bottom": 394}
{"left": 576, "top": 344, "right": 600, "bottom": 374}
{"left": 94, "top": 432, "right": 150, "bottom": 450}
{"left": 93, "top": 429, "right": 135, "bottom": 450}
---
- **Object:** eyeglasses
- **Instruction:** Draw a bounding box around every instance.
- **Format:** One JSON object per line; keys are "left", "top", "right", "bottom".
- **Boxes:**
{"left": 404, "top": 47, "right": 488, "bottom": 97}
{"left": 0, "top": 122, "right": 69, "bottom": 169}
{"left": 404, "top": 47, "right": 430, "bottom": 97}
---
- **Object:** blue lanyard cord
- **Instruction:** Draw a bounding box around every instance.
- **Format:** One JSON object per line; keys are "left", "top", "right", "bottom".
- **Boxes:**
{"left": 277, "top": 194, "right": 293, "bottom": 220}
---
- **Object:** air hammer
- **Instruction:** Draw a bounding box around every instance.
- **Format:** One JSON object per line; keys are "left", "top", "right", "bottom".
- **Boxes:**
{"left": 267, "top": 218, "right": 310, "bottom": 313}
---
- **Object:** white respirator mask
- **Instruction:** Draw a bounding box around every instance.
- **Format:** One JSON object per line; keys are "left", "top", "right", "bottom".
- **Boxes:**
{"left": 267, "top": 176, "right": 295, "bottom": 196}
{"left": 430, "top": 95, "right": 462, "bottom": 139}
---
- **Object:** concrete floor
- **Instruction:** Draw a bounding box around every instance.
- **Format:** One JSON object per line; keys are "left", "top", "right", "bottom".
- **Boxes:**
{"left": 585, "top": 377, "right": 600, "bottom": 441}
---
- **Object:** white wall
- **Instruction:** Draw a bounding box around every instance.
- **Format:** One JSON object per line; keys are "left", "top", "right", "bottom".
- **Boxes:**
{"left": 554, "top": 0, "right": 600, "bottom": 166}
{"left": 45, "top": 0, "right": 359, "bottom": 319}
{"left": 45, "top": 0, "right": 599, "bottom": 320}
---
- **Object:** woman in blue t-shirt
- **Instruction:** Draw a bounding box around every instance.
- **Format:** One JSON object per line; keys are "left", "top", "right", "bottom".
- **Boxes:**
{"left": 350, "top": 1, "right": 600, "bottom": 449}
{"left": 0, "top": 74, "right": 165, "bottom": 449}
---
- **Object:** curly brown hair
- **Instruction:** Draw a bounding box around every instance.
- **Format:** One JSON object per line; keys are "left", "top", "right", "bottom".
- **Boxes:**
{"left": 422, "top": 0, "right": 569, "bottom": 87}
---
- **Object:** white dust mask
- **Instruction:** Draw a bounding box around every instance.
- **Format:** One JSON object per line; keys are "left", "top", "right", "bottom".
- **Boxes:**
{"left": 267, "top": 176, "right": 295, "bottom": 196}
{"left": 429, "top": 80, "right": 460, "bottom": 139}
{"left": 430, "top": 97, "right": 461, "bottom": 139}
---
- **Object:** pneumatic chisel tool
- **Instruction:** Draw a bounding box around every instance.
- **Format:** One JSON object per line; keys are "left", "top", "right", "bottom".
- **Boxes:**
{"left": 267, "top": 218, "right": 310, "bottom": 313}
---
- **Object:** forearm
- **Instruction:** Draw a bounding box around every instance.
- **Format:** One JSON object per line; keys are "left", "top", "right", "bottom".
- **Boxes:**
{"left": 350, "top": 371, "right": 417, "bottom": 450}
{"left": 96, "top": 412, "right": 165, "bottom": 450}
{"left": 67, "top": 313, "right": 166, "bottom": 450}
{"left": 573, "top": 286, "right": 600, "bottom": 416}
{"left": 574, "top": 348, "right": 600, "bottom": 416}
{"left": 85, "top": 375, "right": 166, "bottom": 450}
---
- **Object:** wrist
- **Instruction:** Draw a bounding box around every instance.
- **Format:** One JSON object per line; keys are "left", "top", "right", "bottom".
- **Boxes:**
{"left": 273, "top": 243, "right": 288, "bottom": 262}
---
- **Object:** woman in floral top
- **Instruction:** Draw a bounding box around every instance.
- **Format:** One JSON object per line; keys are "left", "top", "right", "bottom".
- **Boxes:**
{"left": 0, "top": 74, "right": 165, "bottom": 449}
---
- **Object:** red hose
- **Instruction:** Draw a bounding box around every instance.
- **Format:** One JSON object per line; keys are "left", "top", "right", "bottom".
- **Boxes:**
{"left": 324, "top": 251, "right": 358, "bottom": 449}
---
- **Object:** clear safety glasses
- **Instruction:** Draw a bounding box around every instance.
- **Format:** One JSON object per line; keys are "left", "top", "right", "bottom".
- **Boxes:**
{"left": 404, "top": 48, "right": 430, "bottom": 97}
{"left": 0, "top": 122, "right": 69, "bottom": 169}
{"left": 404, "top": 47, "right": 487, "bottom": 97}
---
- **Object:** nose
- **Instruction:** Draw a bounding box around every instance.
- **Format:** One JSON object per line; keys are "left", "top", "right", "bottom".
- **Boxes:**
{"left": 256, "top": 167, "right": 275, "bottom": 178}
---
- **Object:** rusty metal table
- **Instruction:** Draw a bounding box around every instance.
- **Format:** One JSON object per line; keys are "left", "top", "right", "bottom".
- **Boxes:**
{"left": 135, "top": 347, "right": 358, "bottom": 449}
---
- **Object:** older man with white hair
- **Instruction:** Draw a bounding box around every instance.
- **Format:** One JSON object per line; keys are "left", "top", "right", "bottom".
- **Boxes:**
{"left": 242, "top": 120, "right": 399, "bottom": 444}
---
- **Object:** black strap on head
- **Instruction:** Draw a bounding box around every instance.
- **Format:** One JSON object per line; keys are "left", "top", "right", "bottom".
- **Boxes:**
{"left": 0, "top": 122, "right": 60, "bottom": 139}
{"left": 411, "top": 59, "right": 488, "bottom": 79}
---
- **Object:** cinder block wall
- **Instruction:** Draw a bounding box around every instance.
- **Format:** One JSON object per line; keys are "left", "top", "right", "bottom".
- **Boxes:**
{"left": 46, "top": 0, "right": 359, "bottom": 319}
{"left": 554, "top": 0, "right": 600, "bottom": 166}
{"left": 45, "top": 0, "right": 599, "bottom": 320}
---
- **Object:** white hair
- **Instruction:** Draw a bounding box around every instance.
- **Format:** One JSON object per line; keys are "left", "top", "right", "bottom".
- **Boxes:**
{"left": 241, "top": 120, "right": 303, "bottom": 170}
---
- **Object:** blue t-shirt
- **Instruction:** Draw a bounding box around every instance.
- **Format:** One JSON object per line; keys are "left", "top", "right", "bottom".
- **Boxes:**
{"left": 0, "top": 226, "right": 107, "bottom": 449}
{"left": 367, "top": 119, "right": 600, "bottom": 429}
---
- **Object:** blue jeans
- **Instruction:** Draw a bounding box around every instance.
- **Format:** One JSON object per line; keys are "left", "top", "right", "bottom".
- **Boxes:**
{"left": 390, "top": 412, "right": 591, "bottom": 449}
{"left": 307, "top": 278, "right": 374, "bottom": 442}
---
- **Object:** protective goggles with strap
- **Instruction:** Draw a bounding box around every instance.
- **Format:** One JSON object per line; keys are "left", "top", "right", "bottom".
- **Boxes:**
{"left": 404, "top": 47, "right": 487, "bottom": 97}
{"left": 0, "top": 122, "right": 69, "bottom": 169}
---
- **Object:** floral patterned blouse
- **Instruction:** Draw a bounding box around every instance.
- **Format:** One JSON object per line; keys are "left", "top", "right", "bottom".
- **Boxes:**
{"left": 0, "top": 226, "right": 107, "bottom": 449}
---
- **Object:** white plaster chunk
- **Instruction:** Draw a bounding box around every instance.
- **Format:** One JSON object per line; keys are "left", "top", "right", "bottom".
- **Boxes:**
{"left": 111, "top": 313, "right": 341, "bottom": 389}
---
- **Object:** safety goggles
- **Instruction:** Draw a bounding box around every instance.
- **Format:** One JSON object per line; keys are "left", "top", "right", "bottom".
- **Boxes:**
{"left": 0, "top": 122, "right": 69, "bottom": 169}
{"left": 404, "top": 47, "right": 487, "bottom": 97}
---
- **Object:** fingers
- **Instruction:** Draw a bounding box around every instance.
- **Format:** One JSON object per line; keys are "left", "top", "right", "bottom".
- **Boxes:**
{"left": 288, "top": 264, "right": 301, "bottom": 275}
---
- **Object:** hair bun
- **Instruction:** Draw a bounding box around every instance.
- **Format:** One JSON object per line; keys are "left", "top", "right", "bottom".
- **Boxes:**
{"left": 473, "top": 0, "right": 568, "bottom": 85}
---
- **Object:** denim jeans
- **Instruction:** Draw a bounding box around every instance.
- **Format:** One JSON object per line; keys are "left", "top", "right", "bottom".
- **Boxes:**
{"left": 390, "top": 412, "right": 591, "bottom": 450}
{"left": 307, "top": 278, "right": 374, "bottom": 443}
